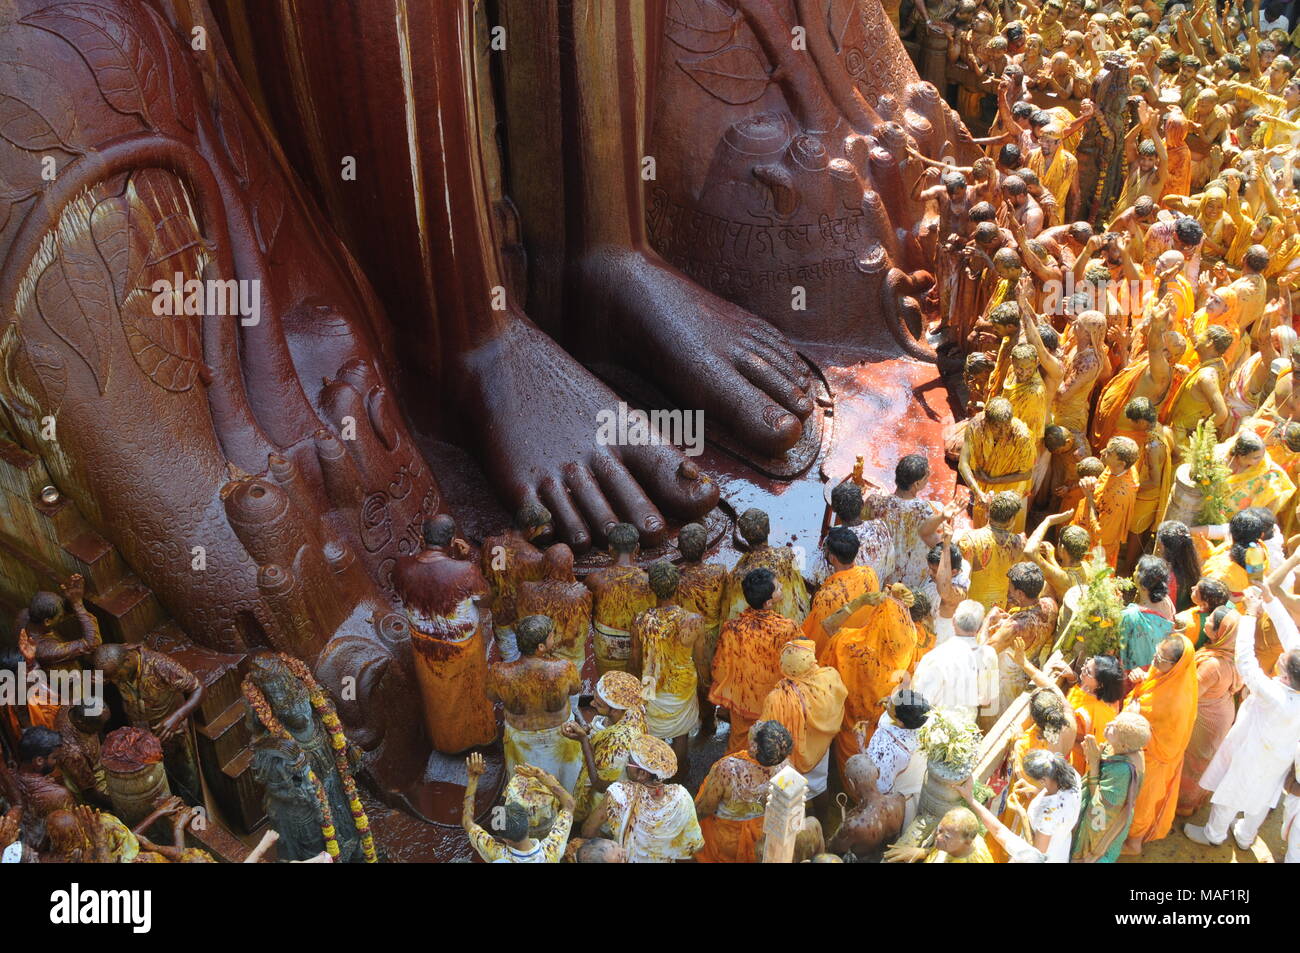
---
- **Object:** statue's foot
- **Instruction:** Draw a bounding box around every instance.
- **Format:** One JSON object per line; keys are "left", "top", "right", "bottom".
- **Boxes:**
{"left": 576, "top": 247, "right": 814, "bottom": 457}
{"left": 458, "top": 314, "right": 719, "bottom": 550}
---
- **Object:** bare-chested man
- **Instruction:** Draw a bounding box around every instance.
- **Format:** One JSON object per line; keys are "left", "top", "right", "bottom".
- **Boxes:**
{"left": 725, "top": 508, "right": 810, "bottom": 622}
{"left": 487, "top": 614, "right": 583, "bottom": 792}
{"left": 517, "top": 543, "right": 593, "bottom": 710}
{"left": 998, "top": 174, "right": 1044, "bottom": 239}
{"left": 16, "top": 574, "right": 101, "bottom": 673}
{"left": 1108, "top": 195, "right": 1158, "bottom": 263}
{"left": 673, "top": 522, "right": 728, "bottom": 736}
{"left": 481, "top": 503, "right": 551, "bottom": 662}
{"left": 585, "top": 523, "right": 654, "bottom": 677}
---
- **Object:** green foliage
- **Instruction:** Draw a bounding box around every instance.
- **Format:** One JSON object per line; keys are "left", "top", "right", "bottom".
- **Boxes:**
{"left": 1188, "top": 419, "right": 1232, "bottom": 525}
{"left": 1058, "top": 556, "right": 1124, "bottom": 658}
{"left": 917, "top": 708, "right": 983, "bottom": 773}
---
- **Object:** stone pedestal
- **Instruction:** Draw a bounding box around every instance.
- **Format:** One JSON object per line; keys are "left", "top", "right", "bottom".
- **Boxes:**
{"left": 762, "top": 765, "right": 809, "bottom": 864}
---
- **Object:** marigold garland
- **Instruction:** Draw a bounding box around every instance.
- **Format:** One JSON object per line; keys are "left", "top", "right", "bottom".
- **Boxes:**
{"left": 242, "top": 653, "right": 377, "bottom": 863}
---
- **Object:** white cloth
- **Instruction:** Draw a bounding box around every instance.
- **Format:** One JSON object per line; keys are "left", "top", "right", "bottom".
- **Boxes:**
{"left": 1028, "top": 774, "right": 1082, "bottom": 863}
{"left": 503, "top": 723, "right": 583, "bottom": 793}
{"left": 911, "top": 636, "right": 999, "bottom": 722}
{"left": 1201, "top": 608, "right": 1300, "bottom": 817}
{"left": 1204, "top": 801, "right": 1270, "bottom": 846}
{"left": 869, "top": 712, "right": 926, "bottom": 828}
{"left": 803, "top": 747, "right": 831, "bottom": 797}
{"left": 1285, "top": 792, "right": 1300, "bottom": 863}
{"left": 645, "top": 689, "right": 700, "bottom": 741}
{"left": 604, "top": 780, "right": 703, "bottom": 863}
{"left": 809, "top": 519, "right": 896, "bottom": 586}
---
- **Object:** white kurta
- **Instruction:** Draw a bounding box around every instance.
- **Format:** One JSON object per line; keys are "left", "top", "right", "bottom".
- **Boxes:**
{"left": 911, "top": 636, "right": 999, "bottom": 722}
{"left": 1200, "top": 603, "right": 1300, "bottom": 816}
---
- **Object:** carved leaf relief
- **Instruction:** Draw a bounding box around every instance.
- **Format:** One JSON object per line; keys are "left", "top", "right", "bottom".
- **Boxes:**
{"left": 678, "top": 45, "right": 770, "bottom": 105}
{"left": 0, "top": 62, "right": 84, "bottom": 154}
{"left": 142, "top": 3, "right": 196, "bottom": 132}
{"left": 91, "top": 171, "right": 206, "bottom": 392}
{"left": 213, "top": 74, "right": 250, "bottom": 187}
{"left": 22, "top": 4, "right": 161, "bottom": 127}
{"left": 666, "top": 0, "right": 737, "bottom": 53}
{"left": 35, "top": 235, "right": 113, "bottom": 395}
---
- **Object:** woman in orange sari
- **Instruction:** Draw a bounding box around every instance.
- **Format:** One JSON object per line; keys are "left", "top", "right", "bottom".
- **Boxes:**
{"left": 1065, "top": 654, "right": 1126, "bottom": 773}
{"left": 694, "top": 720, "right": 792, "bottom": 863}
{"left": 1122, "top": 634, "right": 1199, "bottom": 855}
{"left": 1177, "top": 607, "right": 1243, "bottom": 816}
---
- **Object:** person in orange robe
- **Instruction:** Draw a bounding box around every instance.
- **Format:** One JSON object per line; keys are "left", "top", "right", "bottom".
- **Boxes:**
{"left": 393, "top": 517, "right": 498, "bottom": 754}
{"left": 801, "top": 528, "right": 879, "bottom": 658}
{"left": 1123, "top": 634, "right": 1199, "bottom": 855}
{"left": 760, "top": 640, "right": 847, "bottom": 798}
{"left": 709, "top": 569, "right": 799, "bottom": 753}
{"left": 694, "top": 720, "right": 794, "bottom": 863}
{"left": 1177, "top": 607, "right": 1243, "bottom": 816}
{"left": 1072, "top": 436, "right": 1139, "bottom": 567}
{"left": 819, "top": 584, "right": 919, "bottom": 774}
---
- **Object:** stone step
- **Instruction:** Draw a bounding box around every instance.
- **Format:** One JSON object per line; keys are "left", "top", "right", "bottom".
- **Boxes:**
{"left": 61, "top": 530, "right": 129, "bottom": 595}
{"left": 90, "top": 575, "right": 165, "bottom": 644}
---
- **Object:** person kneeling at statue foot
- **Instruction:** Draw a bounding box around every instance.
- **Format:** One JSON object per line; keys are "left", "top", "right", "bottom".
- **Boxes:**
{"left": 488, "top": 615, "right": 583, "bottom": 792}
{"left": 581, "top": 735, "right": 703, "bottom": 863}
{"left": 463, "top": 753, "right": 574, "bottom": 863}
{"left": 93, "top": 643, "right": 204, "bottom": 805}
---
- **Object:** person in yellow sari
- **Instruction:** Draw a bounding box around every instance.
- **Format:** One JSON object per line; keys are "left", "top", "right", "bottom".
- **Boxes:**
{"left": 760, "top": 640, "right": 847, "bottom": 798}
{"left": 1122, "top": 635, "right": 1199, "bottom": 855}
{"left": 694, "top": 720, "right": 793, "bottom": 863}
{"left": 1002, "top": 343, "right": 1048, "bottom": 446}
{"left": 1201, "top": 509, "right": 1271, "bottom": 611}
{"left": 958, "top": 397, "right": 1035, "bottom": 531}
{"left": 801, "top": 528, "right": 878, "bottom": 658}
{"left": 1221, "top": 430, "right": 1296, "bottom": 514}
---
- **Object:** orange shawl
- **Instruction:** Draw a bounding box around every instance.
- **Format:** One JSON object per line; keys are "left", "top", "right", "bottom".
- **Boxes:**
{"left": 802, "top": 565, "right": 878, "bottom": 658}
{"left": 760, "top": 643, "right": 848, "bottom": 774}
{"left": 1125, "top": 635, "right": 1198, "bottom": 766}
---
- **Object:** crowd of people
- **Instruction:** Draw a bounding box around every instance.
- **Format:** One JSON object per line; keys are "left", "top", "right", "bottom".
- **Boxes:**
{"left": 458, "top": 0, "right": 1300, "bottom": 863}
{"left": 7, "top": 0, "right": 1300, "bottom": 867}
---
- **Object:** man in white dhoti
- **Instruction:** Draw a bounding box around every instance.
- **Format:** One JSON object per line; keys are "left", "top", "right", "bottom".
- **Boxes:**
{"left": 1185, "top": 587, "right": 1300, "bottom": 850}
{"left": 909, "top": 600, "right": 1000, "bottom": 723}
{"left": 630, "top": 561, "right": 706, "bottom": 771}
{"left": 487, "top": 615, "right": 585, "bottom": 793}
{"left": 579, "top": 735, "right": 703, "bottom": 862}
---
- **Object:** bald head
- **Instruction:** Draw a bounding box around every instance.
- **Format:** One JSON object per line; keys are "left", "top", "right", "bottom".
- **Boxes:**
{"left": 543, "top": 543, "right": 575, "bottom": 580}
{"left": 576, "top": 838, "right": 627, "bottom": 863}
